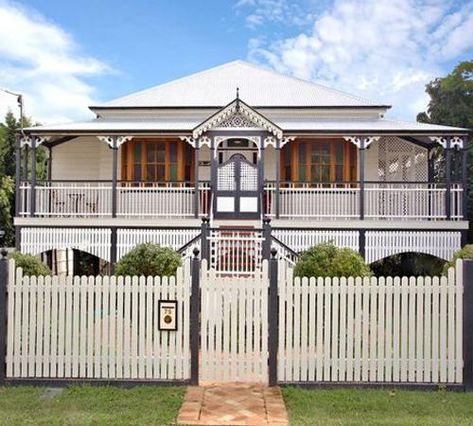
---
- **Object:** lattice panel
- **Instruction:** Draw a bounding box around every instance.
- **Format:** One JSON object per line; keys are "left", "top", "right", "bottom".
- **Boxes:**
{"left": 240, "top": 162, "right": 258, "bottom": 191}
{"left": 378, "top": 137, "right": 427, "bottom": 181}
{"left": 217, "top": 162, "right": 236, "bottom": 191}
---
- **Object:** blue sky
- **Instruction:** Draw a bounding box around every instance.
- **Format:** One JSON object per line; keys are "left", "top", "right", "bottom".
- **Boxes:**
{"left": 0, "top": 0, "right": 472, "bottom": 122}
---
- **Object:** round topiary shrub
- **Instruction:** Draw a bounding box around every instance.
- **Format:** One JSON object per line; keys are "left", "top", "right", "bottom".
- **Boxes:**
{"left": 9, "top": 251, "right": 52, "bottom": 276}
{"left": 294, "top": 242, "right": 371, "bottom": 278}
{"left": 115, "top": 243, "right": 182, "bottom": 277}
{"left": 442, "top": 244, "right": 473, "bottom": 275}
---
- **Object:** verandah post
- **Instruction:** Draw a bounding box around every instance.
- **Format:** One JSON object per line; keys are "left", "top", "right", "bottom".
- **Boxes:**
{"left": 262, "top": 217, "right": 271, "bottom": 260}
{"left": 111, "top": 136, "right": 118, "bottom": 218}
{"left": 462, "top": 138, "right": 468, "bottom": 222}
{"left": 275, "top": 138, "right": 280, "bottom": 219}
{"left": 0, "top": 249, "right": 9, "bottom": 385}
{"left": 200, "top": 218, "right": 210, "bottom": 262}
{"left": 30, "top": 136, "right": 36, "bottom": 217}
{"left": 463, "top": 260, "right": 473, "bottom": 391}
{"left": 110, "top": 227, "right": 117, "bottom": 274}
{"left": 445, "top": 136, "right": 452, "bottom": 220}
{"left": 268, "top": 247, "right": 278, "bottom": 386}
{"left": 190, "top": 248, "right": 201, "bottom": 386}
{"left": 194, "top": 139, "right": 200, "bottom": 218}
{"left": 359, "top": 138, "right": 365, "bottom": 220}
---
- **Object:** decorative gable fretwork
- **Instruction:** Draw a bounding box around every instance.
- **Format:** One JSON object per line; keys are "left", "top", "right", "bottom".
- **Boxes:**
{"left": 192, "top": 98, "right": 283, "bottom": 139}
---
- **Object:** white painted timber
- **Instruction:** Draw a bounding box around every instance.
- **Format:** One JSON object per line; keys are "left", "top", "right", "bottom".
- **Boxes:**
{"left": 200, "top": 259, "right": 269, "bottom": 384}
{"left": 365, "top": 231, "right": 462, "bottom": 263}
{"left": 6, "top": 259, "right": 192, "bottom": 380}
{"left": 278, "top": 259, "right": 464, "bottom": 384}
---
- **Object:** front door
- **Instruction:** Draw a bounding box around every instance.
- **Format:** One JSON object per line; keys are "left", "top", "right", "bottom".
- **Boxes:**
{"left": 214, "top": 153, "right": 260, "bottom": 219}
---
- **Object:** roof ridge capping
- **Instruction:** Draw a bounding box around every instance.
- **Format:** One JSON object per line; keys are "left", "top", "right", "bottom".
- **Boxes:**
{"left": 92, "top": 60, "right": 391, "bottom": 109}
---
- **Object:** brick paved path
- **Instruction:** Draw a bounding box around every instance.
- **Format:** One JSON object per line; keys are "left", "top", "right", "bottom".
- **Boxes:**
{"left": 177, "top": 383, "right": 289, "bottom": 425}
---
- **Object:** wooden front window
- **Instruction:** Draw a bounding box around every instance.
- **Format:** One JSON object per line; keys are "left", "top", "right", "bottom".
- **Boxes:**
{"left": 121, "top": 139, "right": 194, "bottom": 182}
{"left": 281, "top": 139, "right": 357, "bottom": 182}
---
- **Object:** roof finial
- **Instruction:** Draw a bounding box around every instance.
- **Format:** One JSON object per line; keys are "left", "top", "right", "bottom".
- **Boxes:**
{"left": 236, "top": 87, "right": 239, "bottom": 100}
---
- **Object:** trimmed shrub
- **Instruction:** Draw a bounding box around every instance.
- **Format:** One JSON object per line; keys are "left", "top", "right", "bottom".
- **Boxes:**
{"left": 9, "top": 251, "right": 52, "bottom": 276}
{"left": 442, "top": 245, "right": 473, "bottom": 275}
{"left": 115, "top": 243, "right": 182, "bottom": 277}
{"left": 294, "top": 242, "right": 371, "bottom": 278}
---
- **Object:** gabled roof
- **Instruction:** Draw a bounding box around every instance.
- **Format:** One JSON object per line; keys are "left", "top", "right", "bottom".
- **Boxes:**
{"left": 193, "top": 96, "right": 283, "bottom": 138}
{"left": 95, "top": 60, "right": 388, "bottom": 109}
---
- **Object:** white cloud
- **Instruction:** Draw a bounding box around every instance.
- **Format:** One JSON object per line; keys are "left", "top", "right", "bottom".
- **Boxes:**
{"left": 0, "top": 1, "right": 110, "bottom": 124}
{"left": 248, "top": 0, "right": 473, "bottom": 119}
{"left": 235, "top": 0, "right": 315, "bottom": 28}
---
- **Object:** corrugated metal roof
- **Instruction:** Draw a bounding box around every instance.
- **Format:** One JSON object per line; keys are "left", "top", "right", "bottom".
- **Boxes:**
{"left": 97, "top": 61, "right": 386, "bottom": 108}
{"left": 25, "top": 117, "right": 468, "bottom": 134}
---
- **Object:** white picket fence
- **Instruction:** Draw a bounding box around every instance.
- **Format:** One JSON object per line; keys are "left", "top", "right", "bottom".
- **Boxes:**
{"left": 278, "top": 260, "right": 463, "bottom": 384}
{"left": 6, "top": 259, "right": 191, "bottom": 380}
{"left": 200, "top": 259, "right": 269, "bottom": 384}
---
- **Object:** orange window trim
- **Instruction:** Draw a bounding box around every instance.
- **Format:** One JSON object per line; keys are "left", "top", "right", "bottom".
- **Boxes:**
{"left": 120, "top": 139, "right": 194, "bottom": 182}
{"left": 280, "top": 139, "right": 358, "bottom": 182}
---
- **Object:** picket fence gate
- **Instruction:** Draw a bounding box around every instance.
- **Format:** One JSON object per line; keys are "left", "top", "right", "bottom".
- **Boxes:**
{"left": 0, "top": 254, "right": 472, "bottom": 389}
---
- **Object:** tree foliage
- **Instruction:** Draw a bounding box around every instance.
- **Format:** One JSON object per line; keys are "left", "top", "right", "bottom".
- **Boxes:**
{"left": 115, "top": 243, "right": 182, "bottom": 277}
{"left": 417, "top": 60, "right": 473, "bottom": 241}
{"left": 9, "top": 251, "right": 52, "bottom": 276}
{"left": 442, "top": 245, "right": 473, "bottom": 275}
{"left": 294, "top": 242, "right": 371, "bottom": 278}
{"left": 0, "top": 111, "right": 46, "bottom": 247}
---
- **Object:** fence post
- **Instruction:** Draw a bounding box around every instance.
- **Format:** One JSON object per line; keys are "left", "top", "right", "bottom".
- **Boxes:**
{"left": 0, "top": 249, "right": 9, "bottom": 385}
{"left": 262, "top": 217, "right": 272, "bottom": 260}
{"left": 190, "top": 247, "right": 201, "bottom": 386}
{"left": 268, "top": 247, "right": 278, "bottom": 387}
{"left": 200, "top": 218, "right": 210, "bottom": 262}
{"left": 463, "top": 259, "right": 473, "bottom": 391}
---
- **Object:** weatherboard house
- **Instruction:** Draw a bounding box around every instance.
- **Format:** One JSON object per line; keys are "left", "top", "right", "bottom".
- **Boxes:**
{"left": 15, "top": 61, "right": 469, "bottom": 273}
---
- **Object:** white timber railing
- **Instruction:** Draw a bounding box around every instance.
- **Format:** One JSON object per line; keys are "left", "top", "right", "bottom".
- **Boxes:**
{"left": 19, "top": 181, "right": 211, "bottom": 218}
{"left": 278, "top": 259, "right": 463, "bottom": 384}
{"left": 264, "top": 182, "right": 463, "bottom": 220}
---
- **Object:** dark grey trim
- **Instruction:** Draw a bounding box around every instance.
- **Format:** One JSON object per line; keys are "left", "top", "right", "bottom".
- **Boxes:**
{"left": 359, "top": 229, "right": 366, "bottom": 259}
{"left": 5, "top": 378, "right": 190, "bottom": 387}
{"left": 268, "top": 249, "right": 278, "bottom": 387}
{"left": 262, "top": 218, "right": 271, "bottom": 260}
{"left": 0, "top": 251, "right": 8, "bottom": 385}
{"left": 111, "top": 137, "right": 118, "bottom": 218}
{"left": 90, "top": 105, "right": 393, "bottom": 110}
{"left": 200, "top": 218, "right": 210, "bottom": 262}
{"left": 462, "top": 140, "right": 468, "bottom": 221}
{"left": 400, "top": 136, "right": 434, "bottom": 150}
{"left": 190, "top": 250, "right": 200, "bottom": 386}
{"left": 110, "top": 227, "right": 117, "bottom": 273}
{"left": 43, "top": 136, "right": 77, "bottom": 148}
{"left": 14, "top": 137, "right": 21, "bottom": 219}
{"left": 445, "top": 138, "right": 452, "bottom": 219}
{"left": 30, "top": 138, "right": 37, "bottom": 217}
{"left": 280, "top": 382, "right": 466, "bottom": 391}
{"left": 359, "top": 140, "right": 365, "bottom": 220}
{"left": 275, "top": 139, "right": 281, "bottom": 219}
{"left": 194, "top": 141, "right": 200, "bottom": 218}
{"left": 463, "top": 260, "right": 473, "bottom": 391}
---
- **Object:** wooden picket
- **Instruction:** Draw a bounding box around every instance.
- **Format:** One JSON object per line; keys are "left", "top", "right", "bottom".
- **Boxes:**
{"left": 6, "top": 259, "right": 191, "bottom": 380}
{"left": 200, "top": 259, "right": 269, "bottom": 383}
{"left": 278, "top": 259, "right": 464, "bottom": 384}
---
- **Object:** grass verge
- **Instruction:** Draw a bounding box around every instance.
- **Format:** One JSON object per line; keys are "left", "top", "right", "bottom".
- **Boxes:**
{"left": 0, "top": 385, "right": 185, "bottom": 426}
{"left": 283, "top": 387, "right": 473, "bottom": 426}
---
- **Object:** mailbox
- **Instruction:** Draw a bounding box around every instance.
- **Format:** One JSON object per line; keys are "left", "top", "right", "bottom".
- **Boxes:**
{"left": 158, "top": 300, "right": 178, "bottom": 331}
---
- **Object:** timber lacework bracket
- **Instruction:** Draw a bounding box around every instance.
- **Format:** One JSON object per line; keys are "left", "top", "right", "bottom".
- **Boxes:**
{"left": 343, "top": 136, "right": 380, "bottom": 149}
{"left": 429, "top": 136, "right": 465, "bottom": 150}
{"left": 97, "top": 135, "right": 134, "bottom": 149}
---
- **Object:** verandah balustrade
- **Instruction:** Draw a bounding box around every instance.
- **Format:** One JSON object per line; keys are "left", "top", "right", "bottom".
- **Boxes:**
{"left": 19, "top": 179, "right": 463, "bottom": 220}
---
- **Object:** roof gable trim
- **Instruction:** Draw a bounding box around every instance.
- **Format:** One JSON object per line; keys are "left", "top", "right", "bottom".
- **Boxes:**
{"left": 192, "top": 97, "right": 283, "bottom": 139}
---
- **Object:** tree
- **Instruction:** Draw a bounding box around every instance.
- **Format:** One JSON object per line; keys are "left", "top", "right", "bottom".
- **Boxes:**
{"left": 0, "top": 111, "right": 46, "bottom": 247}
{"left": 294, "top": 242, "right": 371, "bottom": 278}
{"left": 417, "top": 60, "right": 473, "bottom": 240}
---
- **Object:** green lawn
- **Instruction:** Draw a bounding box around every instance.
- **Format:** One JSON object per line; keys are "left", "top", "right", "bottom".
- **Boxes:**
{"left": 0, "top": 385, "right": 185, "bottom": 426}
{"left": 283, "top": 387, "right": 473, "bottom": 426}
